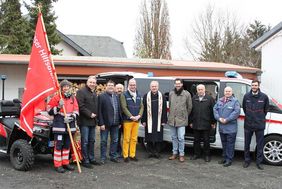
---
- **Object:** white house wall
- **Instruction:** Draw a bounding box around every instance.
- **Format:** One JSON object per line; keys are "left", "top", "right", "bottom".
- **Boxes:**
{"left": 0, "top": 64, "right": 27, "bottom": 100}
{"left": 55, "top": 41, "right": 79, "bottom": 56}
{"left": 261, "top": 32, "right": 282, "bottom": 103}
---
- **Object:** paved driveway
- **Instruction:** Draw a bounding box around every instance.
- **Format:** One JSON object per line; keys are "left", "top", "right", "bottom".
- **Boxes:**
{"left": 0, "top": 142, "right": 281, "bottom": 189}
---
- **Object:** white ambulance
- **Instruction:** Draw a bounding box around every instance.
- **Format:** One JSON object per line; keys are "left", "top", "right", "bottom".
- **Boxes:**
{"left": 96, "top": 72, "right": 282, "bottom": 165}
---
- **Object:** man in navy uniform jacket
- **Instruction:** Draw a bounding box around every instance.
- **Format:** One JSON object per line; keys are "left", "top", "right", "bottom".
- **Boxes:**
{"left": 242, "top": 80, "right": 269, "bottom": 170}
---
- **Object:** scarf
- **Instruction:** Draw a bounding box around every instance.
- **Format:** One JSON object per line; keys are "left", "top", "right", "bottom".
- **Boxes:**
{"left": 174, "top": 87, "right": 183, "bottom": 96}
{"left": 129, "top": 90, "right": 137, "bottom": 102}
{"left": 147, "top": 91, "right": 163, "bottom": 133}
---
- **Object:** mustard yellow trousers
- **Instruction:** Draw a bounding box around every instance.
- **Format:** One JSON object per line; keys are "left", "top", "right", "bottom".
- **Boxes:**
{"left": 122, "top": 121, "right": 139, "bottom": 158}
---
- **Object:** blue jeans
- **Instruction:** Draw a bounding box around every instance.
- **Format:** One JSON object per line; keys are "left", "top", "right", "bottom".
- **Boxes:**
{"left": 80, "top": 126, "right": 96, "bottom": 163}
{"left": 220, "top": 132, "right": 236, "bottom": 163}
{"left": 169, "top": 125, "right": 186, "bottom": 156}
{"left": 100, "top": 125, "right": 119, "bottom": 161}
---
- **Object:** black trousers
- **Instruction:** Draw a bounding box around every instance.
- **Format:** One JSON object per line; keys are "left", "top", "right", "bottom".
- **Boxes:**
{"left": 193, "top": 129, "right": 210, "bottom": 157}
{"left": 54, "top": 133, "right": 71, "bottom": 150}
{"left": 147, "top": 141, "right": 162, "bottom": 155}
{"left": 244, "top": 129, "right": 264, "bottom": 164}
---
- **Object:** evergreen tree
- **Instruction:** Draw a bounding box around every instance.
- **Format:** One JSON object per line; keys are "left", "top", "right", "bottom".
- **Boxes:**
{"left": 27, "top": 0, "right": 61, "bottom": 55}
{"left": 244, "top": 20, "right": 270, "bottom": 68}
{"left": 247, "top": 20, "right": 270, "bottom": 42}
{"left": 200, "top": 31, "right": 222, "bottom": 62}
{"left": 0, "top": 0, "right": 31, "bottom": 54}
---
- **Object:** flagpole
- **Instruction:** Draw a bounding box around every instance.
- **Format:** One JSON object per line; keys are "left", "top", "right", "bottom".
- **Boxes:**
{"left": 37, "top": 6, "right": 81, "bottom": 173}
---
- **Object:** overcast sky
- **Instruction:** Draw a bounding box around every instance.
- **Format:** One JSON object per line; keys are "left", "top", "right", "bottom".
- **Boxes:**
{"left": 53, "top": 0, "right": 282, "bottom": 60}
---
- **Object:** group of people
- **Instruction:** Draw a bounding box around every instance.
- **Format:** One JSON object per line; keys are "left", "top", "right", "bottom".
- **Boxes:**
{"left": 47, "top": 76, "right": 269, "bottom": 173}
{"left": 47, "top": 76, "right": 143, "bottom": 173}
{"left": 168, "top": 79, "right": 269, "bottom": 170}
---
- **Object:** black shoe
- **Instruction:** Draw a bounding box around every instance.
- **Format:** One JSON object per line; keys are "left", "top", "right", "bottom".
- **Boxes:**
{"left": 81, "top": 163, "right": 93, "bottom": 169}
{"left": 124, "top": 157, "right": 129, "bottom": 163}
{"left": 110, "top": 158, "right": 120, "bottom": 163}
{"left": 155, "top": 153, "right": 161, "bottom": 159}
{"left": 55, "top": 166, "right": 66, "bottom": 173}
{"left": 130, "top": 157, "right": 138, "bottom": 162}
{"left": 218, "top": 159, "right": 226, "bottom": 164}
{"left": 190, "top": 155, "right": 200, "bottom": 160}
{"left": 63, "top": 164, "right": 75, "bottom": 171}
{"left": 223, "top": 162, "right": 232, "bottom": 167}
{"left": 256, "top": 164, "right": 264, "bottom": 170}
{"left": 100, "top": 160, "right": 105, "bottom": 165}
{"left": 204, "top": 156, "right": 211, "bottom": 162}
{"left": 148, "top": 154, "right": 154, "bottom": 158}
{"left": 117, "top": 154, "right": 123, "bottom": 159}
{"left": 243, "top": 162, "right": 250, "bottom": 168}
{"left": 90, "top": 160, "right": 101, "bottom": 166}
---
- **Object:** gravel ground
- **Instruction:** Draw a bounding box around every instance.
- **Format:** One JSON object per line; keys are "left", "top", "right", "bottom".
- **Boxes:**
{"left": 0, "top": 130, "right": 281, "bottom": 189}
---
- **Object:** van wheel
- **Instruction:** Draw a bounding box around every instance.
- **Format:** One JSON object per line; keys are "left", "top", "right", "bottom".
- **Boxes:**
{"left": 263, "top": 135, "right": 282, "bottom": 166}
{"left": 10, "top": 139, "right": 34, "bottom": 171}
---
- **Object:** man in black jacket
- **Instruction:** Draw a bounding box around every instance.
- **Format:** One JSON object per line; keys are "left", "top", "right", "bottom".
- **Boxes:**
{"left": 190, "top": 84, "right": 216, "bottom": 162}
{"left": 242, "top": 80, "right": 269, "bottom": 170}
{"left": 115, "top": 83, "right": 124, "bottom": 158}
{"left": 98, "top": 80, "right": 122, "bottom": 164}
{"left": 76, "top": 76, "right": 100, "bottom": 168}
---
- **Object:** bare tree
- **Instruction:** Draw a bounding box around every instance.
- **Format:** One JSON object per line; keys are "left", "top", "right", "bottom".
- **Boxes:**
{"left": 185, "top": 5, "right": 243, "bottom": 63}
{"left": 134, "top": 0, "right": 171, "bottom": 59}
{"left": 185, "top": 5, "right": 270, "bottom": 68}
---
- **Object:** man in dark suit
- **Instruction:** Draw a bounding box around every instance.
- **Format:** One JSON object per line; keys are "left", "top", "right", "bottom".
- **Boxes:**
{"left": 115, "top": 84, "right": 125, "bottom": 158}
{"left": 98, "top": 80, "right": 122, "bottom": 164}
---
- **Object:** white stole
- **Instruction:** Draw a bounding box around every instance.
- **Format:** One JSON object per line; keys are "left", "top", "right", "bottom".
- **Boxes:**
{"left": 147, "top": 91, "right": 163, "bottom": 133}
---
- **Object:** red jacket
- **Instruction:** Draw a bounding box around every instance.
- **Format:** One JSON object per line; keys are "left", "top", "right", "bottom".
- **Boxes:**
{"left": 47, "top": 93, "right": 79, "bottom": 134}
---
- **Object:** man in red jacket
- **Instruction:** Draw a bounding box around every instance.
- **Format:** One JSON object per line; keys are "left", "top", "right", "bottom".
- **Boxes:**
{"left": 47, "top": 80, "right": 79, "bottom": 173}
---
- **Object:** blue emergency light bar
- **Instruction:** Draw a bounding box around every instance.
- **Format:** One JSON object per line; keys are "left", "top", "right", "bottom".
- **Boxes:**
{"left": 147, "top": 72, "right": 154, "bottom": 77}
{"left": 225, "top": 71, "right": 242, "bottom": 78}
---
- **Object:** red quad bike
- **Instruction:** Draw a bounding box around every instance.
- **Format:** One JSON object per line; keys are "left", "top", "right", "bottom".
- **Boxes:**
{"left": 0, "top": 99, "right": 54, "bottom": 171}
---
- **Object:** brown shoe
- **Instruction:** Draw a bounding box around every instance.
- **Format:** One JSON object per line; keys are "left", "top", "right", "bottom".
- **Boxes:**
{"left": 169, "top": 154, "right": 177, "bottom": 160}
{"left": 179, "top": 156, "right": 185, "bottom": 162}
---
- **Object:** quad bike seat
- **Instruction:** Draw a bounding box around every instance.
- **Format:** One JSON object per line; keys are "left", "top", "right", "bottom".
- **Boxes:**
{"left": 0, "top": 100, "right": 21, "bottom": 117}
{"left": 0, "top": 117, "right": 19, "bottom": 131}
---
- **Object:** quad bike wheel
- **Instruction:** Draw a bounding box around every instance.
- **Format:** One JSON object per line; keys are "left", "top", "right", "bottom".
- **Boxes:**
{"left": 10, "top": 139, "right": 34, "bottom": 171}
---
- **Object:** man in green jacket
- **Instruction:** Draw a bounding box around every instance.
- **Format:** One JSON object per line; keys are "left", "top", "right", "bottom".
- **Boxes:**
{"left": 120, "top": 79, "right": 144, "bottom": 162}
{"left": 168, "top": 78, "right": 192, "bottom": 162}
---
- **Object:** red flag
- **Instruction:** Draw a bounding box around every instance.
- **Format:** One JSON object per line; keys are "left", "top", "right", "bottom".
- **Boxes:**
{"left": 20, "top": 13, "right": 59, "bottom": 137}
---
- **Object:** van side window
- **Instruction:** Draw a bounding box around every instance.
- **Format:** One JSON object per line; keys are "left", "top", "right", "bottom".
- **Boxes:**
{"left": 225, "top": 82, "right": 248, "bottom": 107}
{"left": 269, "top": 99, "right": 282, "bottom": 114}
{"left": 184, "top": 82, "right": 218, "bottom": 100}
